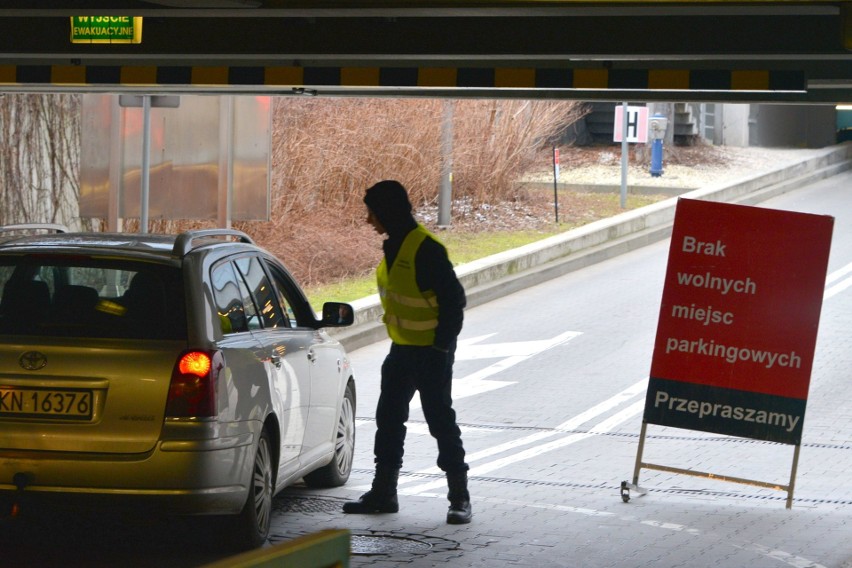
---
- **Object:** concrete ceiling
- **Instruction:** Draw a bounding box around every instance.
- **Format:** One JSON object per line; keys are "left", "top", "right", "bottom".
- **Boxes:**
{"left": 0, "top": 1, "right": 849, "bottom": 103}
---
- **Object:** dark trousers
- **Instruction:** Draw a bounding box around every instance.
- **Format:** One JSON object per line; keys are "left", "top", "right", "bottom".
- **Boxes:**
{"left": 373, "top": 342, "right": 468, "bottom": 473}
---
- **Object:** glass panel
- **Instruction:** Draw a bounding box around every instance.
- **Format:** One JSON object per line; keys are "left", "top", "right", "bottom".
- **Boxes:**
{"left": 0, "top": 255, "right": 185, "bottom": 340}
{"left": 211, "top": 261, "right": 249, "bottom": 334}
{"left": 234, "top": 256, "right": 286, "bottom": 329}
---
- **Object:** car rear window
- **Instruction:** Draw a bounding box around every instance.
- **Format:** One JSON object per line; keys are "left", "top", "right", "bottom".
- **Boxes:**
{"left": 0, "top": 254, "right": 186, "bottom": 340}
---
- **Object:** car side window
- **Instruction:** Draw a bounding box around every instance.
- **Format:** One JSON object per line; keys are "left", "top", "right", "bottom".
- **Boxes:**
{"left": 211, "top": 261, "right": 249, "bottom": 334}
{"left": 234, "top": 256, "right": 287, "bottom": 330}
{"left": 235, "top": 269, "right": 261, "bottom": 331}
{"left": 265, "top": 263, "right": 305, "bottom": 328}
{"left": 273, "top": 282, "right": 297, "bottom": 328}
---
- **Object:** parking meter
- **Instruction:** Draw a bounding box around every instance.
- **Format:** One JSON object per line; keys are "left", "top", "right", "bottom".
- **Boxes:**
{"left": 649, "top": 113, "right": 668, "bottom": 177}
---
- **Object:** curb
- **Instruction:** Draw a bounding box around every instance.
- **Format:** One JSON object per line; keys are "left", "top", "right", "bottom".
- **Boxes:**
{"left": 331, "top": 143, "right": 852, "bottom": 352}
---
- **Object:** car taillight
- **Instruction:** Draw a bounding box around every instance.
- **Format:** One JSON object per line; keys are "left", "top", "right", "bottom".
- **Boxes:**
{"left": 165, "top": 350, "right": 222, "bottom": 418}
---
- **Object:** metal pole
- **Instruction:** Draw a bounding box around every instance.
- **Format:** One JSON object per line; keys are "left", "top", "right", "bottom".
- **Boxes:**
{"left": 632, "top": 420, "right": 648, "bottom": 486}
{"left": 218, "top": 96, "right": 235, "bottom": 229}
{"left": 620, "top": 102, "right": 628, "bottom": 209}
{"left": 552, "top": 147, "right": 559, "bottom": 223}
{"left": 139, "top": 95, "right": 151, "bottom": 233}
{"left": 108, "top": 97, "right": 124, "bottom": 232}
{"left": 786, "top": 444, "right": 801, "bottom": 509}
{"left": 438, "top": 100, "right": 454, "bottom": 227}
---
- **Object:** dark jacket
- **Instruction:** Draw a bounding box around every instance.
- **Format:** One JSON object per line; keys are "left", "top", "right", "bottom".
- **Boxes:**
{"left": 365, "top": 181, "right": 466, "bottom": 351}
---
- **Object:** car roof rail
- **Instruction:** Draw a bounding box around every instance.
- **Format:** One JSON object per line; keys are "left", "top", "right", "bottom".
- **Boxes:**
{"left": 0, "top": 223, "right": 69, "bottom": 234}
{"left": 172, "top": 228, "right": 256, "bottom": 257}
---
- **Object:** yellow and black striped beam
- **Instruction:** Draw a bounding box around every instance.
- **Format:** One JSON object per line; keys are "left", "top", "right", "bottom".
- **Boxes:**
{"left": 0, "top": 64, "right": 806, "bottom": 92}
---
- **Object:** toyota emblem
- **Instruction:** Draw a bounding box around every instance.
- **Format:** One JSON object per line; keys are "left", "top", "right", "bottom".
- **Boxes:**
{"left": 19, "top": 351, "right": 47, "bottom": 371}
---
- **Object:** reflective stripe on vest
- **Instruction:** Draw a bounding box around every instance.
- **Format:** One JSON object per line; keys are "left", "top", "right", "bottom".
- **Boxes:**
{"left": 377, "top": 225, "right": 442, "bottom": 346}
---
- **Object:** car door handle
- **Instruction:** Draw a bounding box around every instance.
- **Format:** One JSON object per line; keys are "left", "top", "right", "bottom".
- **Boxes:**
{"left": 270, "top": 354, "right": 282, "bottom": 368}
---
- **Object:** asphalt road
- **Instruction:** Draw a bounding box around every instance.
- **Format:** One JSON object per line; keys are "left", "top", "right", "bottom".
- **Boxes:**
{"left": 2, "top": 170, "right": 851, "bottom": 568}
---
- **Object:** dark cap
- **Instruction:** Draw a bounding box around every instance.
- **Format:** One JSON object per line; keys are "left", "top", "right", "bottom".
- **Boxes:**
{"left": 363, "top": 180, "right": 413, "bottom": 228}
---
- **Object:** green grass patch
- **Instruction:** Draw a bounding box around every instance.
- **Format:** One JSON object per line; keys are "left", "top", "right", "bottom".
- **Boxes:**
{"left": 304, "top": 191, "right": 668, "bottom": 311}
{"left": 305, "top": 228, "right": 566, "bottom": 311}
{"left": 306, "top": 277, "right": 378, "bottom": 312}
{"left": 439, "top": 228, "right": 567, "bottom": 265}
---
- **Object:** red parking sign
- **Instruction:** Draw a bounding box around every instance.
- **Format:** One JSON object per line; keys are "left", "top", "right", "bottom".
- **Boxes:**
{"left": 645, "top": 198, "right": 833, "bottom": 444}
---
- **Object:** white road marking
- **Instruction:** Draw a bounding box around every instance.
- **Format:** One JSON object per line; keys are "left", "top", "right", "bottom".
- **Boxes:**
{"left": 457, "top": 332, "right": 582, "bottom": 359}
{"left": 733, "top": 543, "right": 828, "bottom": 568}
{"left": 392, "top": 254, "right": 852, "bottom": 495}
{"left": 825, "top": 261, "right": 852, "bottom": 284}
{"left": 398, "top": 376, "right": 648, "bottom": 483}
{"left": 355, "top": 331, "right": 592, "bottom": 491}
{"left": 824, "top": 261, "right": 852, "bottom": 300}
{"left": 400, "top": 383, "right": 647, "bottom": 494}
{"left": 394, "top": 261, "right": 852, "bottom": 497}
{"left": 487, "top": 498, "right": 827, "bottom": 568}
{"left": 410, "top": 330, "right": 583, "bottom": 408}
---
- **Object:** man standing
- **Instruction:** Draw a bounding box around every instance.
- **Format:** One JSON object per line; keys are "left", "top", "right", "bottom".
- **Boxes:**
{"left": 343, "top": 180, "right": 472, "bottom": 524}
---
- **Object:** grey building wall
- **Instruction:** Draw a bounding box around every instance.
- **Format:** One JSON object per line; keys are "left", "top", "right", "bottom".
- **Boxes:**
{"left": 749, "top": 104, "right": 837, "bottom": 148}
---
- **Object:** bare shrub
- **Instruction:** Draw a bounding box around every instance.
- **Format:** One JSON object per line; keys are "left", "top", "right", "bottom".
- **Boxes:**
{"left": 268, "top": 98, "right": 444, "bottom": 218}
{"left": 255, "top": 97, "right": 587, "bottom": 287}
{"left": 0, "top": 94, "right": 83, "bottom": 229}
{"left": 452, "top": 99, "right": 587, "bottom": 204}
{"left": 0, "top": 94, "right": 585, "bottom": 290}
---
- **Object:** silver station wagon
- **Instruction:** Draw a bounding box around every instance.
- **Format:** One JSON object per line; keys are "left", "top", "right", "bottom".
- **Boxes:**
{"left": 0, "top": 225, "right": 356, "bottom": 548}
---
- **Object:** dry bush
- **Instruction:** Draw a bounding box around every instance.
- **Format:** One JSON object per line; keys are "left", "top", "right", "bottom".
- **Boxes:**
{"left": 0, "top": 94, "right": 585, "bottom": 291}
{"left": 452, "top": 99, "right": 587, "bottom": 204}
{"left": 252, "top": 97, "right": 587, "bottom": 287}
{"left": 0, "top": 94, "right": 82, "bottom": 228}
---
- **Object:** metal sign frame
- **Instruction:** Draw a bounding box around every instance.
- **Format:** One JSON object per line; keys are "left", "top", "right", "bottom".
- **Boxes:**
{"left": 621, "top": 198, "right": 833, "bottom": 509}
{"left": 621, "top": 421, "right": 801, "bottom": 508}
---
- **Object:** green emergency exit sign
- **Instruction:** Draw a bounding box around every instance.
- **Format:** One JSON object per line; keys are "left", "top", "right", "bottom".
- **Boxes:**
{"left": 70, "top": 17, "right": 142, "bottom": 44}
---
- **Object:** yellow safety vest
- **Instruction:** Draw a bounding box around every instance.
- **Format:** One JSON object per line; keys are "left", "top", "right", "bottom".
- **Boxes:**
{"left": 377, "top": 225, "right": 441, "bottom": 346}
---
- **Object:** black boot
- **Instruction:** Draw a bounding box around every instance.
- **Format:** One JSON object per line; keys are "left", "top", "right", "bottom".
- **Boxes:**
{"left": 446, "top": 470, "right": 472, "bottom": 524}
{"left": 342, "top": 465, "right": 400, "bottom": 514}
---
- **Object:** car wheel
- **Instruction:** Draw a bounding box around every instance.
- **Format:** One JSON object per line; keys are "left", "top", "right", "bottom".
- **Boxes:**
{"left": 233, "top": 428, "right": 274, "bottom": 549}
{"left": 303, "top": 381, "right": 355, "bottom": 488}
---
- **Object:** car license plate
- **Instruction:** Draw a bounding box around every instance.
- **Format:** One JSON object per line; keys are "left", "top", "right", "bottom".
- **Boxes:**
{"left": 0, "top": 387, "right": 93, "bottom": 420}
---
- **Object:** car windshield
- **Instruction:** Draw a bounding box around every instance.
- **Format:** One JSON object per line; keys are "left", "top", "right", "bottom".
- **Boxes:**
{"left": 0, "top": 254, "right": 186, "bottom": 340}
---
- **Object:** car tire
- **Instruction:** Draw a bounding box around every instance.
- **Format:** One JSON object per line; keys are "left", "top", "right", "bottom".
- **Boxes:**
{"left": 303, "top": 381, "right": 355, "bottom": 488}
{"left": 232, "top": 427, "right": 274, "bottom": 549}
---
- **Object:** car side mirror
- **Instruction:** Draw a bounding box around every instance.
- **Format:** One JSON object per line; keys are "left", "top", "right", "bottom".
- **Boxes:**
{"left": 321, "top": 302, "right": 354, "bottom": 327}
